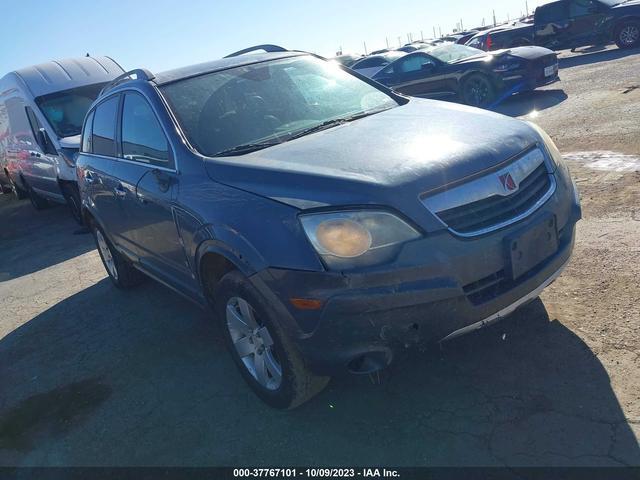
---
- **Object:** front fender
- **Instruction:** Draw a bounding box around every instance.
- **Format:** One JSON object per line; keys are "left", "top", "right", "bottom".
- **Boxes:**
{"left": 193, "top": 223, "right": 268, "bottom": 282}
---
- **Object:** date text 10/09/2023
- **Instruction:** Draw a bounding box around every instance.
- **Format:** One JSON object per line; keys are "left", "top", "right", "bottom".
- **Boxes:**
{"left": 233, "top": 469, "right": 401, "bottom": 478}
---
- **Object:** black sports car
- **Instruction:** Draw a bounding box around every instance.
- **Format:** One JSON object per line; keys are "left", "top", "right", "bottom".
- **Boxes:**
{"left": 369, "top": 44, "right": 559, "bottom": 108}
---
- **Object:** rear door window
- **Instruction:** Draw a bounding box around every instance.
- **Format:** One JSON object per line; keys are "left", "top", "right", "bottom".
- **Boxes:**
{"left": 536, "top": 1, "right": 569, "bottom": 23}
{"left": 92, "top": 96, "right": 119, "bottom": 157}
{"left": 569, "top": 0, "right": 596, "bottom": 16}
{"left": 120, "top": 92, "right": 172, "bottom": 167}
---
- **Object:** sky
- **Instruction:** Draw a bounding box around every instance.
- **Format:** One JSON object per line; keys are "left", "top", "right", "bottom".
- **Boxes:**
{"left": 0, "top": 0, "right": 548, "bottom": 75}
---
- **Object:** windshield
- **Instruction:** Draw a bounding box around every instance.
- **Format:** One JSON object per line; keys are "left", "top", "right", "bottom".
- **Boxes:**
{"left": 429, "top": 44, "right": 484, "bottom": 63}
{"left": 35, "top": 83, "right": 107, "bottom": 138}
{"left": 160, "top": 56, "right": 398, "bottom": 157}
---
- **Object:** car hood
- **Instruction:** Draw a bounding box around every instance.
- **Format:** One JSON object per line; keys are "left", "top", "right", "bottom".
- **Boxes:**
{"left": 203, "top": 99, "right": 539, "bottom": 215}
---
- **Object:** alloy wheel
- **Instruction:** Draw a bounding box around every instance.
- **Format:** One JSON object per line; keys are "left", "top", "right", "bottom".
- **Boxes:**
{"left": 96, "top": 229, "right": 118, "bottom": 280}
{"left": 467, "top": 78, "right": 490, "bottom": 106}
{"left": 620, "top": 25, "right": 640, "bottom": 46}
{"left": 226, "top": 296, "right": 282, "bottom": 390}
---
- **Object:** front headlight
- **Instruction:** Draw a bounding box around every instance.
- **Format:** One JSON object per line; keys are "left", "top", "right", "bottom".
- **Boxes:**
{"left": 526, "top": 121, "right": 563, "bottom": 171}
{"left": 300, "top": 210, "right": 421, "bottom": 269}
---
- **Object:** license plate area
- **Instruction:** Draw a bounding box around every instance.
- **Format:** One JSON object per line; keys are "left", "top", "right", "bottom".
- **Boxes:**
{"left": 506, "top": 214, "right": 558, "bottom": 280}
{"left": 544, "top": 64, "right": 558, "bottom": 77}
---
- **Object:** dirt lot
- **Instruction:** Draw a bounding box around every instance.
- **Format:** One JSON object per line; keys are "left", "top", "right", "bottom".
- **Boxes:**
{"left": 0, "top": 46, "right": 639, "bottom": 467}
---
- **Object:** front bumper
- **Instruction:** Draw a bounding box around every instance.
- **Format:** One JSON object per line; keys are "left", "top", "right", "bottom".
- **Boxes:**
{"left": 251, "top": 173, "right": 581, "bottom": 375}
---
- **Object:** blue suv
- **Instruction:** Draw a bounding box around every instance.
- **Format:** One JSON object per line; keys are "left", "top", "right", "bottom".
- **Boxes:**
{"left": 76, "top": 45, "right": 581, "bottom": 409}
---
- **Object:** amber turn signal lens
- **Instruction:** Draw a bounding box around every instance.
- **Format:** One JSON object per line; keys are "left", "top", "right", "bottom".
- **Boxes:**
{"left": 289, "top": 298, "right": 323, "bottom": 310}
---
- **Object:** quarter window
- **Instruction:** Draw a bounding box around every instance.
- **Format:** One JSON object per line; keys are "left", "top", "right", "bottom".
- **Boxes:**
{"left": 81, "top": 110, "right": 94, "bottom": 153}
{"left": 121, "top": 92, "right": 171, "bottom": 167}
{"left": 92, "top": 96, "right": 119, "bottom": 157}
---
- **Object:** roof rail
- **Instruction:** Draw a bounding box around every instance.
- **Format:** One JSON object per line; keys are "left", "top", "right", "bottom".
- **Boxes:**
{"left": 224, "top": 44, "right": 288, "bottom": 59}
{"left": 99, "top": 68, "right": 155, "bottom": 96}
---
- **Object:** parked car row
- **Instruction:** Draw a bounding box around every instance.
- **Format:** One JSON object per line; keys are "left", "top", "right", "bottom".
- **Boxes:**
{"left": 348, "top": 44, "right": 559, "bottom": 108}
{"left": 330, "top": 0, "right": 638, "bottom": 112}
{"left": 2, "top": 44, "right": 581, "bottom": 409}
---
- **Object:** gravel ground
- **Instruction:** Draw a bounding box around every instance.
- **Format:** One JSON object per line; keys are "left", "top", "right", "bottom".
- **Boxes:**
{"left": 0, "top": 46, "right": 639, "bottom": 468}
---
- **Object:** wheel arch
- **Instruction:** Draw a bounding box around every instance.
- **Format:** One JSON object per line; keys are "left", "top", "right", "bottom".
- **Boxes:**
{"left": 195, "top": 238, "right": 265, "bottom": 303}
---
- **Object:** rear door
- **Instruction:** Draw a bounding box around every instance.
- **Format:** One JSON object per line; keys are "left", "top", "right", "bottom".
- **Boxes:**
{"left": 566, "top": 0, "right": 607, "bottom": 47}
{"left": 115, "top": 90, "right": 192, "bottom": 290}
{"left": 84, "top": 95, "right": 125, "bottom": 239}
{"left": 534, "top": 0, "right": 571, "bottom": 49}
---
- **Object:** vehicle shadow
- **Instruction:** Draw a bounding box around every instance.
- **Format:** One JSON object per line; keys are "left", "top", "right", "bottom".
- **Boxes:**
{"left": 559, "top": 46, "right": 640, "bottom": 69}
{"left": 494, "top": 89, "right": 568, "bottom": 117}
{"left": 0, "top": 194, "right": 94, "bottom": 282}
{"left": 0, "top": 279, "right": 637, "bottom": 467}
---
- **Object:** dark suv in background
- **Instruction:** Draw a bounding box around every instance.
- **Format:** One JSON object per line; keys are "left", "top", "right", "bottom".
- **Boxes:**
{"left": 77, "top": 46, "right": 581, "bottom": 409}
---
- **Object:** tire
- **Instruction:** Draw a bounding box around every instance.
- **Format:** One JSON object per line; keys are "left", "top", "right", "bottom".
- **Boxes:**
{"left": 615, "top": 21, "right": 640, "bottom": 49}
{"left": 91, "top": 221, "right": 146, "bottom": 289}
{"left": 61, "top": 183, "right": 83, "bottom": 225}
{"left": 9, "top": 176, "right": 27, "bottom": 200}
{"left": 461, "top": 73, "right": 497, "bottom": 108}
{"left": 213, "top": 270, "right": 329, "bottom": 409}
{"left": 25, "top": 181, "right": 50, "bottom": 210}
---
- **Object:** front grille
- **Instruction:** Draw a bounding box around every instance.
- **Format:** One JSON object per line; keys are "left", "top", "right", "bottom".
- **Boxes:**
{"left": 436, "top": 163, "right": 551, "bottom": 235}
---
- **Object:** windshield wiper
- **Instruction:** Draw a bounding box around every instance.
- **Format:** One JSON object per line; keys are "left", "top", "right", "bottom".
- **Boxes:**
{"left": 212, "top": 141, "right": 282, "bottom": 157}
{"left": 287, "top": 109, "right": 388, "bottom": 141}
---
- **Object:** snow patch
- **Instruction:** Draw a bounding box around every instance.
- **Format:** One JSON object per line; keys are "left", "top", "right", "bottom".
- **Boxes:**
{"left": 563, "top": 151, "right": 640, "bottom": 172}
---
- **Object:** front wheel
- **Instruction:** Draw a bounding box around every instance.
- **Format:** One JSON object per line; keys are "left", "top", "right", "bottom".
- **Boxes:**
{"left": 615, "top": 21, "right": 640, "bottom": 49}
{"left": 461, "top": 74, "right": 497, "bottom": 108}
{"left": 213, "top": 270, "right": 329, "bottom": 409}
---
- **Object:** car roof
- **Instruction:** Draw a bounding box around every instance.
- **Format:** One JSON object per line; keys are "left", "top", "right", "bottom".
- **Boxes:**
{"left": 13, "top": 56, "right": 125, "bottom": 97}
{"left": 153, "top": 51, "right": 307, "bottom": 85}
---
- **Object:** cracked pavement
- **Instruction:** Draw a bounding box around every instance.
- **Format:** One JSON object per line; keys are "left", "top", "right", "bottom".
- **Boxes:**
{"left": 0, "top": 46, "right": 639, "bottom": 467}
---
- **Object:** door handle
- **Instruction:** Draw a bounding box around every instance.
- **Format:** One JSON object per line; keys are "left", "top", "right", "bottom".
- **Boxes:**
{"left": 114, "top": 184, "right": 126, "bottom": 198}
{"left": 84, "top": 171, "right": 95, "bottom": 184}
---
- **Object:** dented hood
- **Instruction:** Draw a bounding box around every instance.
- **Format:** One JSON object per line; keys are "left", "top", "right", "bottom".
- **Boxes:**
{"left": 204, "top": 99, "right": 539, "bottom": 213}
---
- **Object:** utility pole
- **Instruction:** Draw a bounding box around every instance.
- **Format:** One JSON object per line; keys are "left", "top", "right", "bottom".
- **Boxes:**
{"left": 433, "top": 26, "right": 436, "bottom": 38}
{"left": 421, "top": 30, "right": 424, "bottom": 41}
{"left": 460, "top": 18, "right": 464, "bottom": 31}
{"left": 363, "top": 41, "right": 368, "bottom": 55}
{"left": 526, "top": 0, "right": 529, "bottom": 16}
{"left": 386, "top": 37, "right": 389, "bottom": 48}
{"left": 493, "top": 9, "right": 497, "bottom": 26}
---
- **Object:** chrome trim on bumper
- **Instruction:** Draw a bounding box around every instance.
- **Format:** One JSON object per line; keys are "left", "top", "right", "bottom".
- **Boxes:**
{"left": 439, "top": 256, "right": 569, "bottom": 343}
